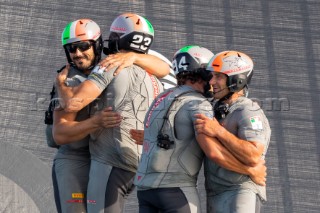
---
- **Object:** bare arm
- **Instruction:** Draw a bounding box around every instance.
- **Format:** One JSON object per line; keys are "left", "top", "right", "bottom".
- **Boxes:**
{"left": 53, "top": 107, "right": 122, "bottom": 145}
{"left": 55, "top": 65, "right": 102, "bottom": 112}
{"left": 214, "top": 125, "right": 264, "bottom": 166}
{"left": 196, "top": 133, "right": 266, "bottom": 186}
{"left": 52, "top": 109, "right": 99, "bottom": 145}
{"left": 100, "top": 52, "right": 170, "bottom": 78}
{"left": 195, "top": 114, "right": 264, "bottom": 166}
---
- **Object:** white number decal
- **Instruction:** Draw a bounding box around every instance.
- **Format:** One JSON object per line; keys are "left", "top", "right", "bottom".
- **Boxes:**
{"left": 178, "top": 56, "right": 188, "bottom": 70}
{"left": 130, "top": 35, "right": 152, "bottom": 51}
{"left": 141, "top": 37, "right": 152, "bottom": 51}
{"left": 173, "top": 56, "right": 188, "bottom": 72}
{"left": 172, "top": 59, "right": 178, "bottom": 73}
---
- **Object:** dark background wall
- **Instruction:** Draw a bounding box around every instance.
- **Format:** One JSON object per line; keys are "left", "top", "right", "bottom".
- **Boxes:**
{"left": 0, "top": 0, "right": 319, "bottom": 212}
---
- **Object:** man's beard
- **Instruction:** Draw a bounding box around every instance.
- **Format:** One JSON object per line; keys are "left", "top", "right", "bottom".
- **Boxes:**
{"left": 73, "top": 56, "right": 94, "bottom": 72}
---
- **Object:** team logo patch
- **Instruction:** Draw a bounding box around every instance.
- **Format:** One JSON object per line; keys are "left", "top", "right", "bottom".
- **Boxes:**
{"left": 92, "top": 65, "right": 106, "bottom": 75}
{"left": 72, "top": 193, "right": 84, "bottom": 199}
{"left": 250, "top": 116, "right": 263, "bottom": 130}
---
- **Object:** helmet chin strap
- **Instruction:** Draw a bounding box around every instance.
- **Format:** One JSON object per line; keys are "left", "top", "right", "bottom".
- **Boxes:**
{"left": 218, "top": 91, "right": 234, "bottom": 103}
{"left": 213, "top": 92, "right": 234, "bottom": 120}
{"left": 212, "top": 82, "right": 235, "bottom": 120}
{"left": 243, "top": 85, "right": 249, "bottom": 97}
{"left": 213, "top": 83, "right": 249, "bottom": 120}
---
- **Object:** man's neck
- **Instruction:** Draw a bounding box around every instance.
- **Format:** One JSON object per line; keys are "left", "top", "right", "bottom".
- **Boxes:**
{"left": 185, "top": 81, "right": 204, "bottom": 93}
{"left": 74, "top": 66, "right": 92, "bottom": 75}
{"left": 224, "top": 90, "right": 244, "bottom": 105}
{"left": 83, "top": 69, "right": 91, "bottom": 75}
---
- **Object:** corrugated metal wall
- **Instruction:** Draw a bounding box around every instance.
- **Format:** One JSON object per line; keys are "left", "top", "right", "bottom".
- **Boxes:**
{"left": 0, "top": 0, "right": 319, "bottom": 212}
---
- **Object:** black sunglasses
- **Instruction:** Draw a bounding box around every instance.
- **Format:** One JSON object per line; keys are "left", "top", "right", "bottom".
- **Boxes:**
{"left": 65, "top": 41, "right": 92, "bottom": 53}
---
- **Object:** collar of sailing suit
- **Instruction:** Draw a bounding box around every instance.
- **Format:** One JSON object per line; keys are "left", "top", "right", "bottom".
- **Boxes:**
{"left": 145, "top": 85, "right": 200, "bottom": 129}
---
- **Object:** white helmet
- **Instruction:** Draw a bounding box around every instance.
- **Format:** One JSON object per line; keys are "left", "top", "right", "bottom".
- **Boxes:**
{"left": 104, "top": 13, "right": 154, "bottom": 54}
{"left": 206, "top": 50, "right": 254, "bottom": 92}
{"left": 148, "top": 49, "right": 177, "bottom": 90}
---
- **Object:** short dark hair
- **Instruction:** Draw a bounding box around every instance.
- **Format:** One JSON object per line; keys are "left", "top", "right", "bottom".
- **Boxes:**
{"left": 176, "top": 71, "right": 204, "bottom": 86}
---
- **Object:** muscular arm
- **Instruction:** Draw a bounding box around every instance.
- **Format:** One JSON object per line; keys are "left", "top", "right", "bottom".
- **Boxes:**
{"left": 52, "top": 109, "right": 100, "bottom": 145}
{"left": 100, "top": 51, "right": 170, "bottom": 78}
{"left": 195, "top": 114, "right": 264, "bottom": 166}
{"left": 55, "top": 65, "right": 102, "bottom": 112}
{"left": 134, "top": 53, "right": 170, "bottom": 78}
{"left": 57, "top": 51, "right": 170, "bottom": 112}
{"left": 53, "top": 106, "right": 122, "bottom": 145}
{"left": 196, "top": 133, "right": 266, "bottom": 186}
{"left": 215, "top": 126, "right": 264, "bottom": 166}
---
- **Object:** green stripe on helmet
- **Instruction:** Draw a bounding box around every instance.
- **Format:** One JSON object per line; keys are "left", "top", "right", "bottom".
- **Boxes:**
{"left": 61, "top": 22, "right": 72, "bottom": 46}
{"left": 179, "top": 45, "right": 198, "bottom": 53}
{"left": 144, "top": 18, "right": 154, "bottom": 35}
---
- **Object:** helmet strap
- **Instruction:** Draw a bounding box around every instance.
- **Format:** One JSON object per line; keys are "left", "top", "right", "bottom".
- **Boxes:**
{"left": 243, "top": 85, "right": 249, "bottom": 97}
{"left": 213, "top": 92, "right": 234, "bottom": 120}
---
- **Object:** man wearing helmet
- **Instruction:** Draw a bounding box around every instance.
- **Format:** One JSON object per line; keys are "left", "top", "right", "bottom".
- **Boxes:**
{"left": 45, "top": 18, "right": 104, "bottom": 213}
{"left": 48, "top": 17, "right": 170, "bottom": 213}
{"left": 133, "top": 46, "right": 267, "bottom": 213}
{"left": 195, "top": 51, "right": 271, "bottom": 213}
{"left": 54, "top": 13, "right": 167, "bottom": 213}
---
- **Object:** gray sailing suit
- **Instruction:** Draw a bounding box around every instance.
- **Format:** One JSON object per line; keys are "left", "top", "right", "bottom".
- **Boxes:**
{"left": 46, "top": 66, "right": 91, "bottom": 213}
{"left": 135, "top": 85, "right": 213, "bottom": 213}
{"left": 205, "top": 96, "right": 271, "bottom": 213}
{"left": 85, "top": 64, "right": 163, "bottom": 213}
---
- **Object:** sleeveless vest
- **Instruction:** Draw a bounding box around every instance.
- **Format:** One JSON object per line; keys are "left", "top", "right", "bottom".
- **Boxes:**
{"left": 135, "top": 86, "right": 206, "bottom": 189}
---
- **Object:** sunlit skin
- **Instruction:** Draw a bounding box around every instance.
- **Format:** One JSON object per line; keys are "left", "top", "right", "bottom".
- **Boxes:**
{"left": 53, "top": 41, "right": 122, "bottom": 145}
{"left": 54, "top": 44, "right": 171, "bottom": 144}
{"left": 209, "top": 72, "right": 245, "bottom": 105}
{"left": 97, "top": 50, "right": 170, "bottom": 77}
{"left": 129, "top": 75, "right": 267, "bottom": 186}
{"left": 209, "top": 72, "right": 229, "bottom": 100}
{"left": 69, "top": 41, "right": 95, "bottom": 74}
{"left": 194, "top": 71, "right": 267, "bottom": 185}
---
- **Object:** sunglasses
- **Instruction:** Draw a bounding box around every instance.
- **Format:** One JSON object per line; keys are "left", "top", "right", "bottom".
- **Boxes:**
{"left": 65, "top": 41, "right": 92, "bottom": 53}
